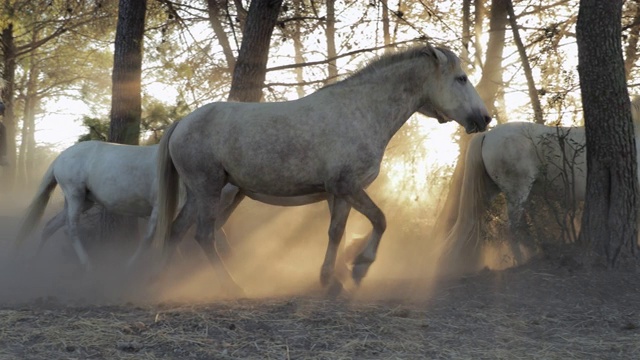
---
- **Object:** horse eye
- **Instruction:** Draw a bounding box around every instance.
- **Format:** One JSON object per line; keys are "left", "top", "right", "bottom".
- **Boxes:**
{"left": 456, "top": 75, "right": 468, "bottom": 84}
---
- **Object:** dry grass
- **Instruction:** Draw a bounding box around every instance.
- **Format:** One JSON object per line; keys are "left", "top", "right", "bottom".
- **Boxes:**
{"left": 1, "top": 257, "right": 639, "bottom": 360}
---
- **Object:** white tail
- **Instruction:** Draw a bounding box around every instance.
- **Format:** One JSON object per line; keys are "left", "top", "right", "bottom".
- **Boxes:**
{"left": 155, "top": 121, "right": 181, "bottom": 249}
{"left": 441, "top": 133, "right": 498, "bottom": 273}
{"left": 16, "top": 163, "right": 58, "bottom": 245}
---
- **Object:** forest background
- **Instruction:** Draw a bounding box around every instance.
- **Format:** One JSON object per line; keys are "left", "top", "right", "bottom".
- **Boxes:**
{"left": 1, "top": 0, "right": 638, "bottom": 271}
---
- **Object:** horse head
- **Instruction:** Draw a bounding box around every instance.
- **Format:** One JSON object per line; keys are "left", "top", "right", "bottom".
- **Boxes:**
{"left": 417, "top": 46, "right": 492, "bottom": 133}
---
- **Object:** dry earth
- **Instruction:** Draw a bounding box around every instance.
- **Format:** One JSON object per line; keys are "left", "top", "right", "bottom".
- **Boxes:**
{"left": 0, "top": 195, "right": 639, "bottom": 359}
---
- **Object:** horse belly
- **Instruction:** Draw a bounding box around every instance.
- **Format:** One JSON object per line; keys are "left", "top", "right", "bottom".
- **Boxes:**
{"left": 87, "top": 191, "right": 153, "bottom": 217}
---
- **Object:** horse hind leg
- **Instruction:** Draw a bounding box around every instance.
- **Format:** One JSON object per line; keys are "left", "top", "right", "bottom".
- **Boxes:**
{"left": 506, "top": 196, "right": 534, "bottom": 265}
{"left": 320, "top": 197, "right": 351, "bottom": 297}
{"left": 344, "top": 190, "right": 386, "bottom": 285}
{"left": 192, "top": 181, "right": 244, "bottom": 297}
{"left": 37, "top": 210, "right": 67, "bottom": 255}
{"left": 63, "top": 190, "right": 92, "bottom": 271}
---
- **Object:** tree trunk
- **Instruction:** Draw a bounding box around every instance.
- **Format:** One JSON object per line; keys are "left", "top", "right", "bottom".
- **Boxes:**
{"left": 461, "top": 0, "right": 472, "bottom": 70}
{"left": 624, "top": 0, "right": 640, "bottom": 80}
{"left": 227, "top": 0, "right": 283, "bottom": 102}
{"left": 207, "top": 0, "right": 236, "bottom": 75}
{"left": 506, "top": 0, "right": 543, "bottom": 124}
{"left": 476, "top": 0, "right": 508, "bottom": 122}
{"left": 1, "top": 23, "right": 16, "bottom": 191}
{"left": 577, "top": 0, "right": 638, "bottom": 266}
{"left": 109, "top": 0, "right": 147, "bottom": 145}
{"left": 292, "top": 0, "right": 305, "bottom": 98}
{"left": 325, "top": 0, "right": 337, "bottom": 85}
{"left": 380, "top": 0, "right": 391, "bottom": 50}
{"left": 102, "top": 0, "right": 147, "bottom": 245}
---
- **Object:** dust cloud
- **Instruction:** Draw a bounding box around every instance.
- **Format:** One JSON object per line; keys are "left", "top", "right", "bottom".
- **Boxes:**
{"left": 0, "top": 137, "right": 517, "bottom": 306}
{"left": 0, "top": 185, "right": 460, "bottom": 307}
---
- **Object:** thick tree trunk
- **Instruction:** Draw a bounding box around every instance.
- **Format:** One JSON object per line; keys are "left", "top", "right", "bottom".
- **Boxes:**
{"left": 577, "top": 0, "right": 638, "bottom": 266}
{"left": 227, "top": 0, "right": 283, "bottom": 102}
{"left": 103, "top": 0, "right": 147, "bottom": 245}
{"left": 1, "top": 24, "right": 16, "bottom": 191}
{"left": 109, "top": 0, "right": 147, "bottom": 145}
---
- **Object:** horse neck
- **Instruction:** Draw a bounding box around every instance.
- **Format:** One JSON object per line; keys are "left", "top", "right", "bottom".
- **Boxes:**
{"left": 338, "top": 61, "right": 431, "bottom": 144}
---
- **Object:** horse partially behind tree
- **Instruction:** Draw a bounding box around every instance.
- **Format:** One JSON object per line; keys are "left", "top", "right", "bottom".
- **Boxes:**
{"left": 440, "top": 97, "right": 640, "bottom": 274}
{"left": 156, "top": 44, "right": 491, "bottom": 297}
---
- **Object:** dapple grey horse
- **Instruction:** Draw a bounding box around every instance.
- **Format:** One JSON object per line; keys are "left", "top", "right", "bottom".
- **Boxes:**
{"left": 156, "top": 45, "right": 491, "bottom": 296}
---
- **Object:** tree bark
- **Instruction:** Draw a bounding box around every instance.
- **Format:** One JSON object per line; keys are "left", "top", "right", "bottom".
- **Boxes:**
{"left": 1, "top": 23, "right": 16, "bottom": 191}
{"left": 227, "top": 0, "right": 283, "bottom": 102}
{"left": 577, "top": 0, "right": 638, "bottom": 266}
{"left": 103, "top": 0, "right": 147, "bottom": 245}
{"left": 109, "top": 0, "right": 147, "bottom": 145}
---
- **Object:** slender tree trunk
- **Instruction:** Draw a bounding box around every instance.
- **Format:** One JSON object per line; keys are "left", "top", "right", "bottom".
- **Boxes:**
{"left": 109, "top": 0, "right": 147, "bottom": 145}
{"left": 473, "top": 0, "right": 485, "bottom": 69}
{"left": 624, "top": 0, "right": 640, "bottom": 80}
{"left": 292, "top": 0, "right": 305, "bottom": 98}
{"left": 207, "top": 0, "right": 236, "bottom": 74}
{"left": 577, "top": 0, "right": 638, "bottom": 266}
{"left": 506, "top": 0, "right": 543, "bottom": 124}
{"left": 380, "top": 0, "right": 391, "bottom": 50}
{"left": 476, "top": 0, "right": 507, "bottom": 122}
{"left": 227, "top": 0, "right": 283, "bottom": 102}
{"left": 325, "top": 0, "right": 337, "bottom": 85}
{"left": 1, "top": 23, "right": 16, "bottom": 191}
{"left": 461, "top": 0, "right": 472, "bottom": 71}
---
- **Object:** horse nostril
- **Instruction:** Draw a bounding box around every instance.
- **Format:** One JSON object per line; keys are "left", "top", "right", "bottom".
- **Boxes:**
{"left": 484, "top": 115, "right": 492, "bottom": 125}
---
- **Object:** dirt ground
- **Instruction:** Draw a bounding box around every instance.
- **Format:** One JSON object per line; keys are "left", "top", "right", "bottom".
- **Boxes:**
{"left": 1, "top": 195, "right": 639, "bottom": 359}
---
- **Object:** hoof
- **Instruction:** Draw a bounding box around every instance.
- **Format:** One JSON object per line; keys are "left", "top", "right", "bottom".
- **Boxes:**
{"left": 320, "top": 267, "right": 333, "bottom": 288}
{"left": 351, "top": 263, "right": 370, "bottom": 285}
{"left": 325, "top": 279, "right": 344, "bottom": 299}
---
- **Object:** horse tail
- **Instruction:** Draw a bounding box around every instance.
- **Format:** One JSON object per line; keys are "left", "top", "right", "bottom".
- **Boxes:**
{"left": 155, "top": 120, "right": 181, "bottom": 249}
{"left": 441, "top": 132, "right": 497, "bottom": 274}
{"left": 16, "top": 162, "right": 58, "bottom": 246}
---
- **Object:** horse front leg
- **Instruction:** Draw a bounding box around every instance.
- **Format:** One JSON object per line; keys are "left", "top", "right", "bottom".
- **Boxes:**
{"left": 345, "top": 189, "right": 386, "bottom": 285}
{"left": 321, "top": 196, "right": 351, "bottom": 297}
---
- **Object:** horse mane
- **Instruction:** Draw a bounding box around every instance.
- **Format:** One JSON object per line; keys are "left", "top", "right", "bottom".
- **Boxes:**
{"left": 320, "top": 45, "right": 457, "bottom": 90}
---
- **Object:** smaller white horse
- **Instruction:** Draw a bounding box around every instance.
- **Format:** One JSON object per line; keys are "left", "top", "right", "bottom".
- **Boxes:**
{"left": 15, "top": 141, "right": 237, "bottom": 269}
{"left": 442, "top": 98, "right": 640, "bottom": 272}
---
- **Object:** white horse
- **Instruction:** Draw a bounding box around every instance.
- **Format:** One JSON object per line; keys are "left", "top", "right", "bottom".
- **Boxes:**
{"left": 156, "top": 45, "right": 491, "bottom": 296}
{"left": 442, "top": 99, "right": 640, "bottom": 272}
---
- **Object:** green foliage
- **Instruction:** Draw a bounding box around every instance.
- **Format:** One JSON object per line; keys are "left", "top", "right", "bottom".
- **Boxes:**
{"left": 77, "top": 116, "right": 108, "bottom": 142}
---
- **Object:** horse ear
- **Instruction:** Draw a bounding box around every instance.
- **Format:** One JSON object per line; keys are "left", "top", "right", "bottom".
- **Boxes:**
{"left": 423, "top": 45, "right": 448, "bottom": 66}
